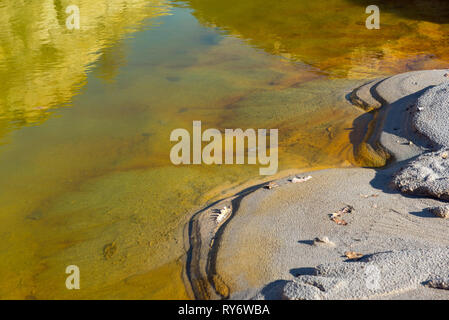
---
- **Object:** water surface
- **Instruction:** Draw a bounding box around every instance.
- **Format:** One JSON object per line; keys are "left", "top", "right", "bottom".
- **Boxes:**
{"left": 1, "top": 0, "right": 449, "bottom": 299}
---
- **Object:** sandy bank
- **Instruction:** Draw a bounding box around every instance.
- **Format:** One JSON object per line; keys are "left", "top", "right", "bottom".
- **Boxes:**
{"left": 185, "top": 70, "right": 449, "bottom": 300}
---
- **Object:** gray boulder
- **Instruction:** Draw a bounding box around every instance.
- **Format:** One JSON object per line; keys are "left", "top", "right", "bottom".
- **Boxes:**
{"left": 413, "top": 83, "right": 449, "bottom": 148}
{"left": 393, "top": 149, "right": 449, "bottom": 200}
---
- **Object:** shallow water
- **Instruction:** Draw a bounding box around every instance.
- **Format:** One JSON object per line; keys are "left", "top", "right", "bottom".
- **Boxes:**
{"left": 1, "top": 0, "right": 449, "bottom": 299}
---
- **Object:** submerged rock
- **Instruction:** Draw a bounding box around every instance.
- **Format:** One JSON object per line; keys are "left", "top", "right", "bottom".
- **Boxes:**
{"left": 393, "top": 149, "right": 449, "bottom": 200}
{"left": 103, "top": 241, "right": 117, "bottom": 260}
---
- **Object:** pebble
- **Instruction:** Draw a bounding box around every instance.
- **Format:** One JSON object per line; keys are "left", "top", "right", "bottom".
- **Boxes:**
{"left": 430, "top": 206, "right": 449, "bottom": 219}
{"left": 313, "top": 236, "right": 335, "bottom": 247}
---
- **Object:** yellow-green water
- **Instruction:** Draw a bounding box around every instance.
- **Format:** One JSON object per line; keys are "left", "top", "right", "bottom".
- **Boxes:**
{"left": 1, "top": 0, "right": 449, "bottom": 299}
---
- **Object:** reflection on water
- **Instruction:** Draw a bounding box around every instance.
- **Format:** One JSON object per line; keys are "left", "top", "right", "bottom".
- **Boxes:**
{"left": 1, "top": 0, "right": 449, "bottom": 299}
{"left": 0, "top": 0, "right": 170, "bottom": 130}
{"left": 348, "top": 0, "right": 449, "bottom": 23}
{"left": 183, "top": 0, "right": 449, "bottom": 78}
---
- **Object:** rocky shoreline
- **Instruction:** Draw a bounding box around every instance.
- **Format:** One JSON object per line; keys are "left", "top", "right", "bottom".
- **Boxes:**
{"left": 184, "top": 69, "right": 449, "bottom": 300}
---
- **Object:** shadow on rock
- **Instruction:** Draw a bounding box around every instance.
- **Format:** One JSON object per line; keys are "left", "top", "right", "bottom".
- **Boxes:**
{"left": 290, "top": 267, "right": 317, "bottom": 277}
{"left": 259, "top": 280, "right": 289, "bottom": 300}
